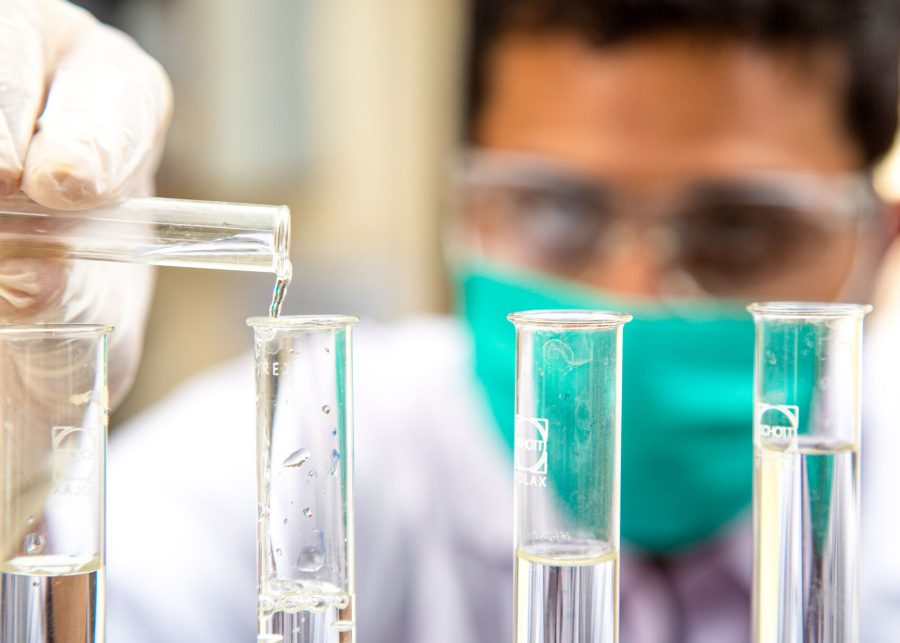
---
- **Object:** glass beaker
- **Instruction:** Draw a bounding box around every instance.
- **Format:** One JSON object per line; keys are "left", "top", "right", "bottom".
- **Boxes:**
{"left": 0, "top": 324, "right": 111, "bottom": 643}
{"left": 248, "top": 315, "right": 358, "bottom": 643}
{"left": 509, "top": 310, "right": 631, "bottom": 643}
{"left": 749, "top": 302, "right": 871, "bottom": 643}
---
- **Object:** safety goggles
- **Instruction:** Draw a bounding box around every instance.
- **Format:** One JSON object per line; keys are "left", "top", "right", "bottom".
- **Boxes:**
{"left": 456, "top": 150, "right": 883, "bottom": 299}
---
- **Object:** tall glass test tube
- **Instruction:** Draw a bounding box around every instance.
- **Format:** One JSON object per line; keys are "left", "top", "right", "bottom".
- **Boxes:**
{"left": 0, "top": 324, "right": 111, "bottom": 643}
{"left": 0, "top": 195, "right": 292, "bottom": 278}
{"left": 749, "top": 302, "right": 870, "bottom": 643}
{"left": 249, "top": 315, "right": 358, "bottom": 643}
{"left": 509, "top": 310, "right": 631, "bottom": 643}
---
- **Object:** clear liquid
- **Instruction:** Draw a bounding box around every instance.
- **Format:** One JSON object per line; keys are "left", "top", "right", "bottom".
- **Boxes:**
{"left": 753, "top": 438, "right": 858, "bottom": 643}
{"left": 515, "top": 544, "right": 619, "bottom": 643}
{"left": 269, "top": 276, "right": 290, "bottom": 318}
{"left": 258, "top": 579, "right": 353, "bottom": 643}
{"left": 0, "top": 556, "right": 103, "bottom": 643}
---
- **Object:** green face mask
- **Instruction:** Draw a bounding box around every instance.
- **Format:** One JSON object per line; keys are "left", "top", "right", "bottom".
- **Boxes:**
{"left": 457, "top": 261, "right": 755, "bottom": 553}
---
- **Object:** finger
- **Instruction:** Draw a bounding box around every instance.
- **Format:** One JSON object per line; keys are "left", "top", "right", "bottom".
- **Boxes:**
{"left": 22, "top": 20, "right": 172, "bottom": 210}
{"left": 0, "top": 0, "right": 46, "bottom": 196}
{"left": 0, "top": 256, "right": 67, "bottom": 321}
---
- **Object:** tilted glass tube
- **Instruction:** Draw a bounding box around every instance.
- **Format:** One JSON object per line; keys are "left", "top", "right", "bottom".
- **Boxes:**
{"left": 248, "top": 315, "right": 358, "bottom": 643}
{"left": 509, "top": 310, "right": 631, "bottom": 643}
{"left": 750, "top": 302, "right": 871, "bottom": 643}
{"left": 0, "top": 195, "right": 292, "bottom": 279}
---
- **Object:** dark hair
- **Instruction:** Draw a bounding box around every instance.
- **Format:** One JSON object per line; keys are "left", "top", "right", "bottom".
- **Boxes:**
{"left": 466, "top": 0, "right": 900, "bottom": 165}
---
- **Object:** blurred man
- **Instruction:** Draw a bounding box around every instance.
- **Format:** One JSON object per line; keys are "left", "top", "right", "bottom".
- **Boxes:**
{"left": 2, "top": 0, "right": 900, "bottom": 642}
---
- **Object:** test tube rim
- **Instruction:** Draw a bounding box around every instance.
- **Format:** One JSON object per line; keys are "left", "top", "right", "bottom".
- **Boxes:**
{"left": 0, "top": 323, "right": 113, "bottom": 337}
{"left": 508, "top": 309, "right": 633, "bottom": 329}
{"left": 747, "top": 301, "right": 873, "bottom": 319}
{"left": 246, "top": 314, "right": 359, "bottom": 330}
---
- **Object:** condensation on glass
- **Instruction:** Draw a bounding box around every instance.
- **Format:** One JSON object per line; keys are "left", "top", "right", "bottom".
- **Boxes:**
{"left": 248, "top": 315, "right": 358, "bottom": 643}
{"left": 0, "top": 324, "right": 112, "bottom": 643}
{"left": 749, "top": 302, "right": 871, "bottom": 643}
{"left": 509, "top": 309, "right": 631, "bottom": 643}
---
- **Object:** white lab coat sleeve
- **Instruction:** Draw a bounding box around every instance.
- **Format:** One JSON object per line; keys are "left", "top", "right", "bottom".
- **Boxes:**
{"left": 106, "top": 355, "right": 257, "bottom": 643}
{"left": 859, "top": 321, "right": 900, "bottom": 642}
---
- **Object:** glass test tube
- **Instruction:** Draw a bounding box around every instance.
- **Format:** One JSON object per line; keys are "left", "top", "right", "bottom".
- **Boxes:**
{"left": 0, "top": 324, "right": 111, "bottom": 643}
{"left": 0, "top": 195, "right": 292, "bottom": 279}
{"left": 509, "top": 310, "right": 631, "bottom": 643}
{"left": 249, "top": 315, "right": 358, "bottom": 643}
{"left": 750, "top": 302, "right": 870, "bottom": 643}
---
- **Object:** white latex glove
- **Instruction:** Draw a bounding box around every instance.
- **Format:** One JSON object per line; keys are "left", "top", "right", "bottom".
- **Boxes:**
{"left": 0, "top": 0, "right": 172, "bottom": 405}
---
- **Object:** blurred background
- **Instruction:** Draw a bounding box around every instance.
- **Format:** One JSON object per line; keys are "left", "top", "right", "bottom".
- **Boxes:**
{"left": 70, "top": 0, "right": 900, "bottom": 425}
{"left": 72, "top": 0, "right": 466, "bottom": 423}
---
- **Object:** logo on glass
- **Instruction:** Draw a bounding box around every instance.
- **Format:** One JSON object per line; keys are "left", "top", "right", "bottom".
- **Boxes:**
{"left": 756, "top": 404, "right": 799, "bottom": 446}
{"left": 52, "top": 426, "right": 98, "bottom": 495}
{"left": 515, "top": 416, "right": 549, "bottom": 487}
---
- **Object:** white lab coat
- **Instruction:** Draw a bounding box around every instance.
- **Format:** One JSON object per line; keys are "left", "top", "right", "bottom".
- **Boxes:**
{"left": 106, "top": 315, "right": 900, "bottom": 642}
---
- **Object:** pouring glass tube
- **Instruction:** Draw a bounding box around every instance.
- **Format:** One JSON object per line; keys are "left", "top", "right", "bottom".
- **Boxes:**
{"left": 248, "top": 315, "right": 358, "bottom": 643}
{"left": 0, "top": 324, "right": 112, "bottom": 643}
{"left": 0, "top": 195, "right": 293, "bottom": 316}
{"left": 749, "top": 302, "right": 871, "bottom": 643}
{"left": 509, "top": 310, "right": 631, "bottom": 643}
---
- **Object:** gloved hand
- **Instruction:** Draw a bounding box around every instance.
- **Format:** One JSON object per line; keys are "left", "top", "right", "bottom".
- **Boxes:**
{"left": 0, "top": 0, "right": 172, "bottom": 405}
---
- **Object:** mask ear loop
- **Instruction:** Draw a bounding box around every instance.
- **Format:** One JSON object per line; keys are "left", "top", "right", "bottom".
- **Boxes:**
{"left": 834, "top": 179, "right": 892, "bottom": 303}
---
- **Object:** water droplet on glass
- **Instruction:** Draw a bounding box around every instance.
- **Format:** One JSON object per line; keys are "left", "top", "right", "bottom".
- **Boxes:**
{"left": 313, "top": 528, "right": 321, "bottom": 535}
{"left": 24, "top": 533, "right": 44, "bottom": 555}
{"left": 283, "top": 518, "right": 288, "bottom": 525}
{"left": 303, "top": 507, "right": 313, "bottom": 518}
{"left": 296, "top": 547, "right": 325, "bottom": 572}
{"left": 331, "top": 428, "right": 338, "bottom": 437}
{"left": 258, "top": 505, "right": 270, "bottom": 520}
{"left": 275, "top": 548, "right": 283, "bottom": 556}
{"left": 324, "top": 346, "right": 330, "bottom": 353}
{"left": 281, "top": 448, "right": 310, "bottom": 468}
{"left": 322, "top": 405, "right": 331, "bottom": 415}
{"left": 330, "top": 449, "right": 341, "bottom": 475}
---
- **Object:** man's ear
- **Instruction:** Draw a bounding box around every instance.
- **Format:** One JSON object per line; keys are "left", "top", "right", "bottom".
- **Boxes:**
{"left": 890, "top": 202, "right": 900, "bottom": 240}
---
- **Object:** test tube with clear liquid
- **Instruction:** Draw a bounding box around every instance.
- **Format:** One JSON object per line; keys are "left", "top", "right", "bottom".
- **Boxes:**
{"left": 249, "top": 315, "right": 358, "bottom": 643}
{"left": 749, "top": 302, "right": 870, "bottom": 643}
{"left": 0, "top": 324, "right": 111, "bottom": 643}
{"left": 509, "top": 310, "right": 631, "bottom": 643}
{"left": 0, "top": 195, "right": 293, "bottom": 316}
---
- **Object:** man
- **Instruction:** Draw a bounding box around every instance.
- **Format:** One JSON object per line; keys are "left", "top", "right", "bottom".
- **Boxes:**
{"left": 2, "top": 0, "right": 899, "bottom": 641}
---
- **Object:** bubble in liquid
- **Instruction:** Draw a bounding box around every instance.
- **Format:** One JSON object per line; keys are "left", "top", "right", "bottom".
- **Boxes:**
{"left": 275, "top": 548, "right": 283, "bottom": 556}
{"left": 766, "top": 351, "right": 777, "bottom": 365}
{"left": 296, "top": 547, "right": 325, "bottom": 572}
{"left": 283, "top": 518, "right": 288, "bottom": 525}
{"left": 322, "top": 405, "right": 331, "bottom": 415}
{"left": 331, "top": 428, "right": 337, "bottom": 437}
{"left": 24, "top": 533, "right": 44, "bottom": 555}
{"left": 324, "top": 346, "right": 330, "bottom": 353}
{"left": 313, "top": 528, "right": 321, "bottom": 535}
{"left": 281, "top": 448, "right": 310, "bottom": 468}
{"left": 303, "top": 507, "right": 313, "bottom": 518}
